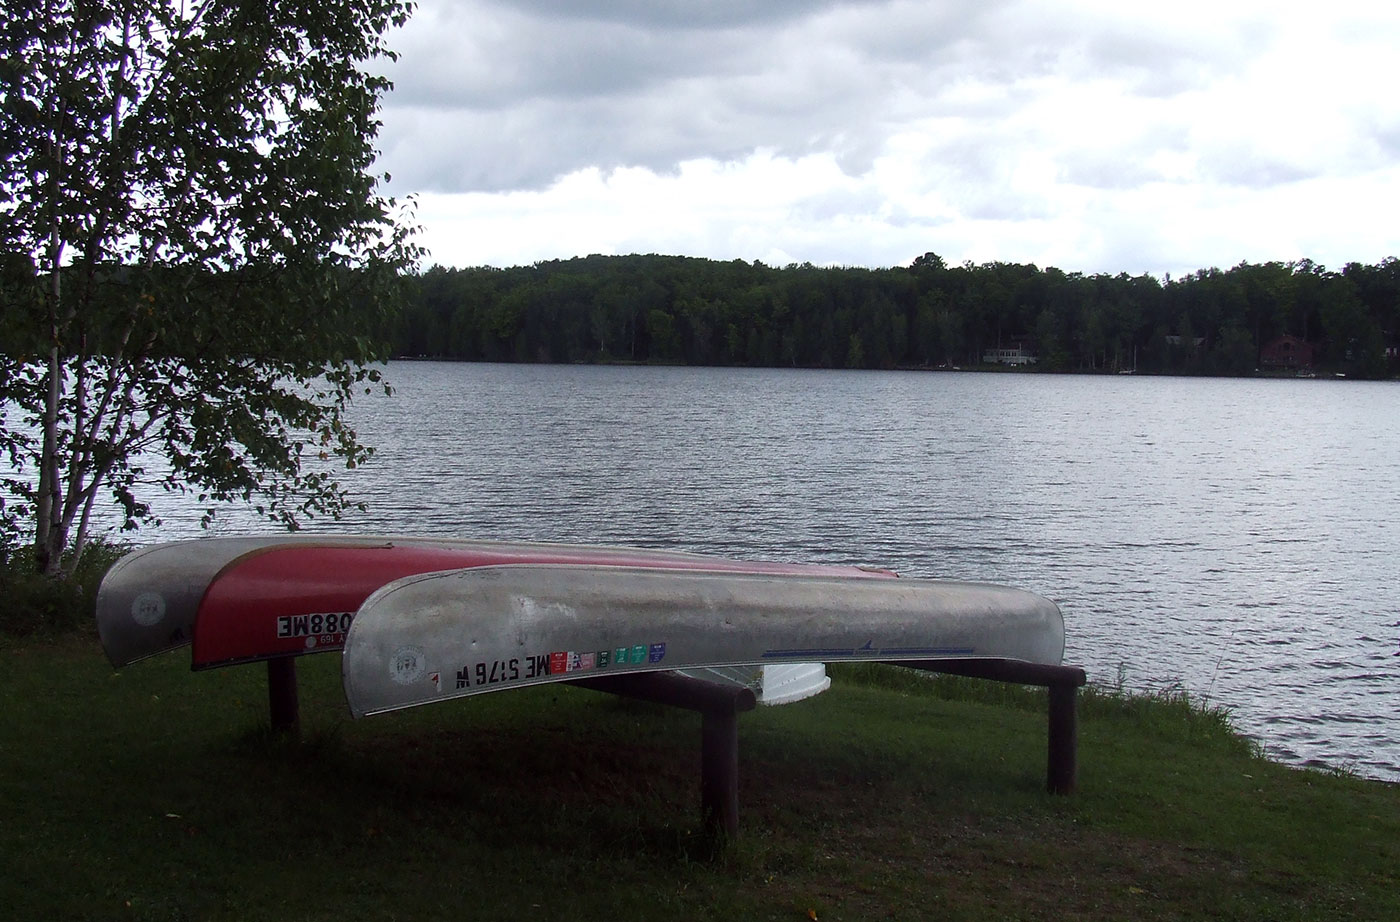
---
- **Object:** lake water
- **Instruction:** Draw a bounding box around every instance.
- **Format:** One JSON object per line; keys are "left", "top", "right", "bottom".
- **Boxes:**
{"left": 132, "top": 361, "right": 1400, "bottom": 782}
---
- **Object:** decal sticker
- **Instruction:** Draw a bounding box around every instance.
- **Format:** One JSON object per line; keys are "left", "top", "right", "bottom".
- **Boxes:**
{"left": 614, "top": 646, "right": 628, "bottom": 666}
{"left": 430, "top": 672, "right": 441, "bottom": 692}
{"left": 567, "top": 652, "right": 582, "bottom": 672}
{"left": 579, "top": 652, "right": 596, "bottom": 670}
{"left": 629, "top": 644, "right": 647, "bottom": 665}
{"left": 648, "top": 643, "right": 667, "bottom": 664}
{"left": 390, "top": 646, "right": 426, "bottom": 685}
{"left": 550, "top": 651, "right": 567, "bottom": 674}
{"left": 131, "top": 592, "right": 166, "bottom": 627}
{"left": 597, "top": 650, "right": 611, "bottom": 668}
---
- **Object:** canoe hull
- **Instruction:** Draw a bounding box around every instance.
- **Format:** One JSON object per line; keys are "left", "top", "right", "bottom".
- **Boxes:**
{"left": 341, "top": 564, "right": 1065, "bottom": 718}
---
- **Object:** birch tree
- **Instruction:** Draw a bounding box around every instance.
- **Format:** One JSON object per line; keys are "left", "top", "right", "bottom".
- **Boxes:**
{"left": 0, "top": 0, "right": 420, "bottom": 576}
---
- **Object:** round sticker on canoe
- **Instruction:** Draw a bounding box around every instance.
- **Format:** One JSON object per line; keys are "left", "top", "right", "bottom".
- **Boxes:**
{"left": 131, "top": 592, "right": 166, "bottom": 627}
{"left": 390, "top": 646, "right": 426, "bottom": 685}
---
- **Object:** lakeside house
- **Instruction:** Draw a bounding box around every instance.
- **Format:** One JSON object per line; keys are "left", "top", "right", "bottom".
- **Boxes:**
{"left": 982, "top": 341, "right": 1037, "bottom": 366}
{"left": 1260, "top": 334, "right": 1315, "bottom": 369}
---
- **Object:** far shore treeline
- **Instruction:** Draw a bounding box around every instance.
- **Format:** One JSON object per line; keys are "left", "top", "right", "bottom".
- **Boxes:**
{"left": 390, "top": 254, "right": 1400, "bottom": 378}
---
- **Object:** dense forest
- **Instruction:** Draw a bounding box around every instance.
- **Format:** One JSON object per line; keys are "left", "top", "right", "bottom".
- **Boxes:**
{"left": 391, "top": 254, "right": 1400, "bottom": 378}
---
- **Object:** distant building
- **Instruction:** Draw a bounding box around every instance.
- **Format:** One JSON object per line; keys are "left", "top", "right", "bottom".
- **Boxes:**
{"left": 981, "top": 341, "right": 1037, "bottom": 366}
{"left": 1163, "top": 335, "right": 1207, "bottom": 347}
{"left": 1260, "top": 334, "right": 1314, "bottom": 369}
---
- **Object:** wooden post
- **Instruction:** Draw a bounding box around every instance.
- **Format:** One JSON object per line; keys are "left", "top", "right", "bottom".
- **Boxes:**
{"left": 898, "top": 658, "right": 1087, "bottom": 794}
{"left": 700, "top": 708, "right": 741, "bottom": 839}
{"left": 267, "top": 657, "right": 300, "bottom": 737}
{"left": 572, "top": 672, "right": 755, "bottom": 839}
{"left": 1046, "top": 682, "right": 1078, "bottom": 795}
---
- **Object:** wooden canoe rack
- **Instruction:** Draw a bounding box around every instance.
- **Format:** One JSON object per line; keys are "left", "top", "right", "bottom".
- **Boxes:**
{"left": 572, "top": 672, "right": 757, "bottom": 837}
{"left": 898, "top": 658, "right": 1089, "bottom": 797}
{"left": 263, "top": 656, "right": 1087, "bottom": 840}
{"left": 576, "top": 658, "right": 1088, "bottom": 839}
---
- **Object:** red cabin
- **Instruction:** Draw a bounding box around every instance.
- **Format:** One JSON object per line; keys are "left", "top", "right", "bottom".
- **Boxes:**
{"left": 1260, "top": 334, "right": 1314, "bottom": 369}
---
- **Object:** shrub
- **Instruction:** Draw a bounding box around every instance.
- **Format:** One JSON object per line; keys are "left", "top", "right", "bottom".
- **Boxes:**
{"left": 0, "top": 537, "right": 129, "bottom": 637}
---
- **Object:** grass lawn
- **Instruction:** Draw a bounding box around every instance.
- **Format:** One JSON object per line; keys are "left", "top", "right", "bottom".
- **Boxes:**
{"left": 2, "top": 636, "right": 1396, "bottom": 921}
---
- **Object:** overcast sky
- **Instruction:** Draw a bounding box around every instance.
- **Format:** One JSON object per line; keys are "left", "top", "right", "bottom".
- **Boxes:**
{"left": 373, "top": 0, "right": 1400, "bottom": 277}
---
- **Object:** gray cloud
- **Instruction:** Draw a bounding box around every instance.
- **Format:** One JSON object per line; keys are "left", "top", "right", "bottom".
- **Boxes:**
{"left": 1076, "top": 17, "right": 1274, "bottom": 95}
{"left": 1199, "top": 150, "right": 1316, "bottom": 189}
{"left": 380, "top": 0, "right": 1044, "bottom": 193}
{"left": 488, "top": 0, "right": 881, "bottom": 29}
{"left": 1059, "top": 155, "right": 1164, "bottom": 192}
{"left": 1375, "top": 121, "right": 1400, "bottom": 160}
{"left": 388, "top": 10, "right": 743, "bottom": 109}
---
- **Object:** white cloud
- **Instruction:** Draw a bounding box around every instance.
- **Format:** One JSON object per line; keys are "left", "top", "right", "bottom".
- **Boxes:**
{"left": 381, "top": 0, "right": 1400, "bottom": 275}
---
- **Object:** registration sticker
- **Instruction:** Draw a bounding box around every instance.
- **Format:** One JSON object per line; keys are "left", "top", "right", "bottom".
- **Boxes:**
{"left": 276, "top": 612, "right": 353, "bottom": 639}
{"left": 455, "top": 654, "right": 549, "bottom": 689}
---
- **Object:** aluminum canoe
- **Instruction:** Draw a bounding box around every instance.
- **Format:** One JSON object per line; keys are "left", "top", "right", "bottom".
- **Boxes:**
{"left": 341, "top": 564, "right": 1065, "bottom": 718}
{"left": 95, "top": 536, "right": 892, "bottom": 668}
